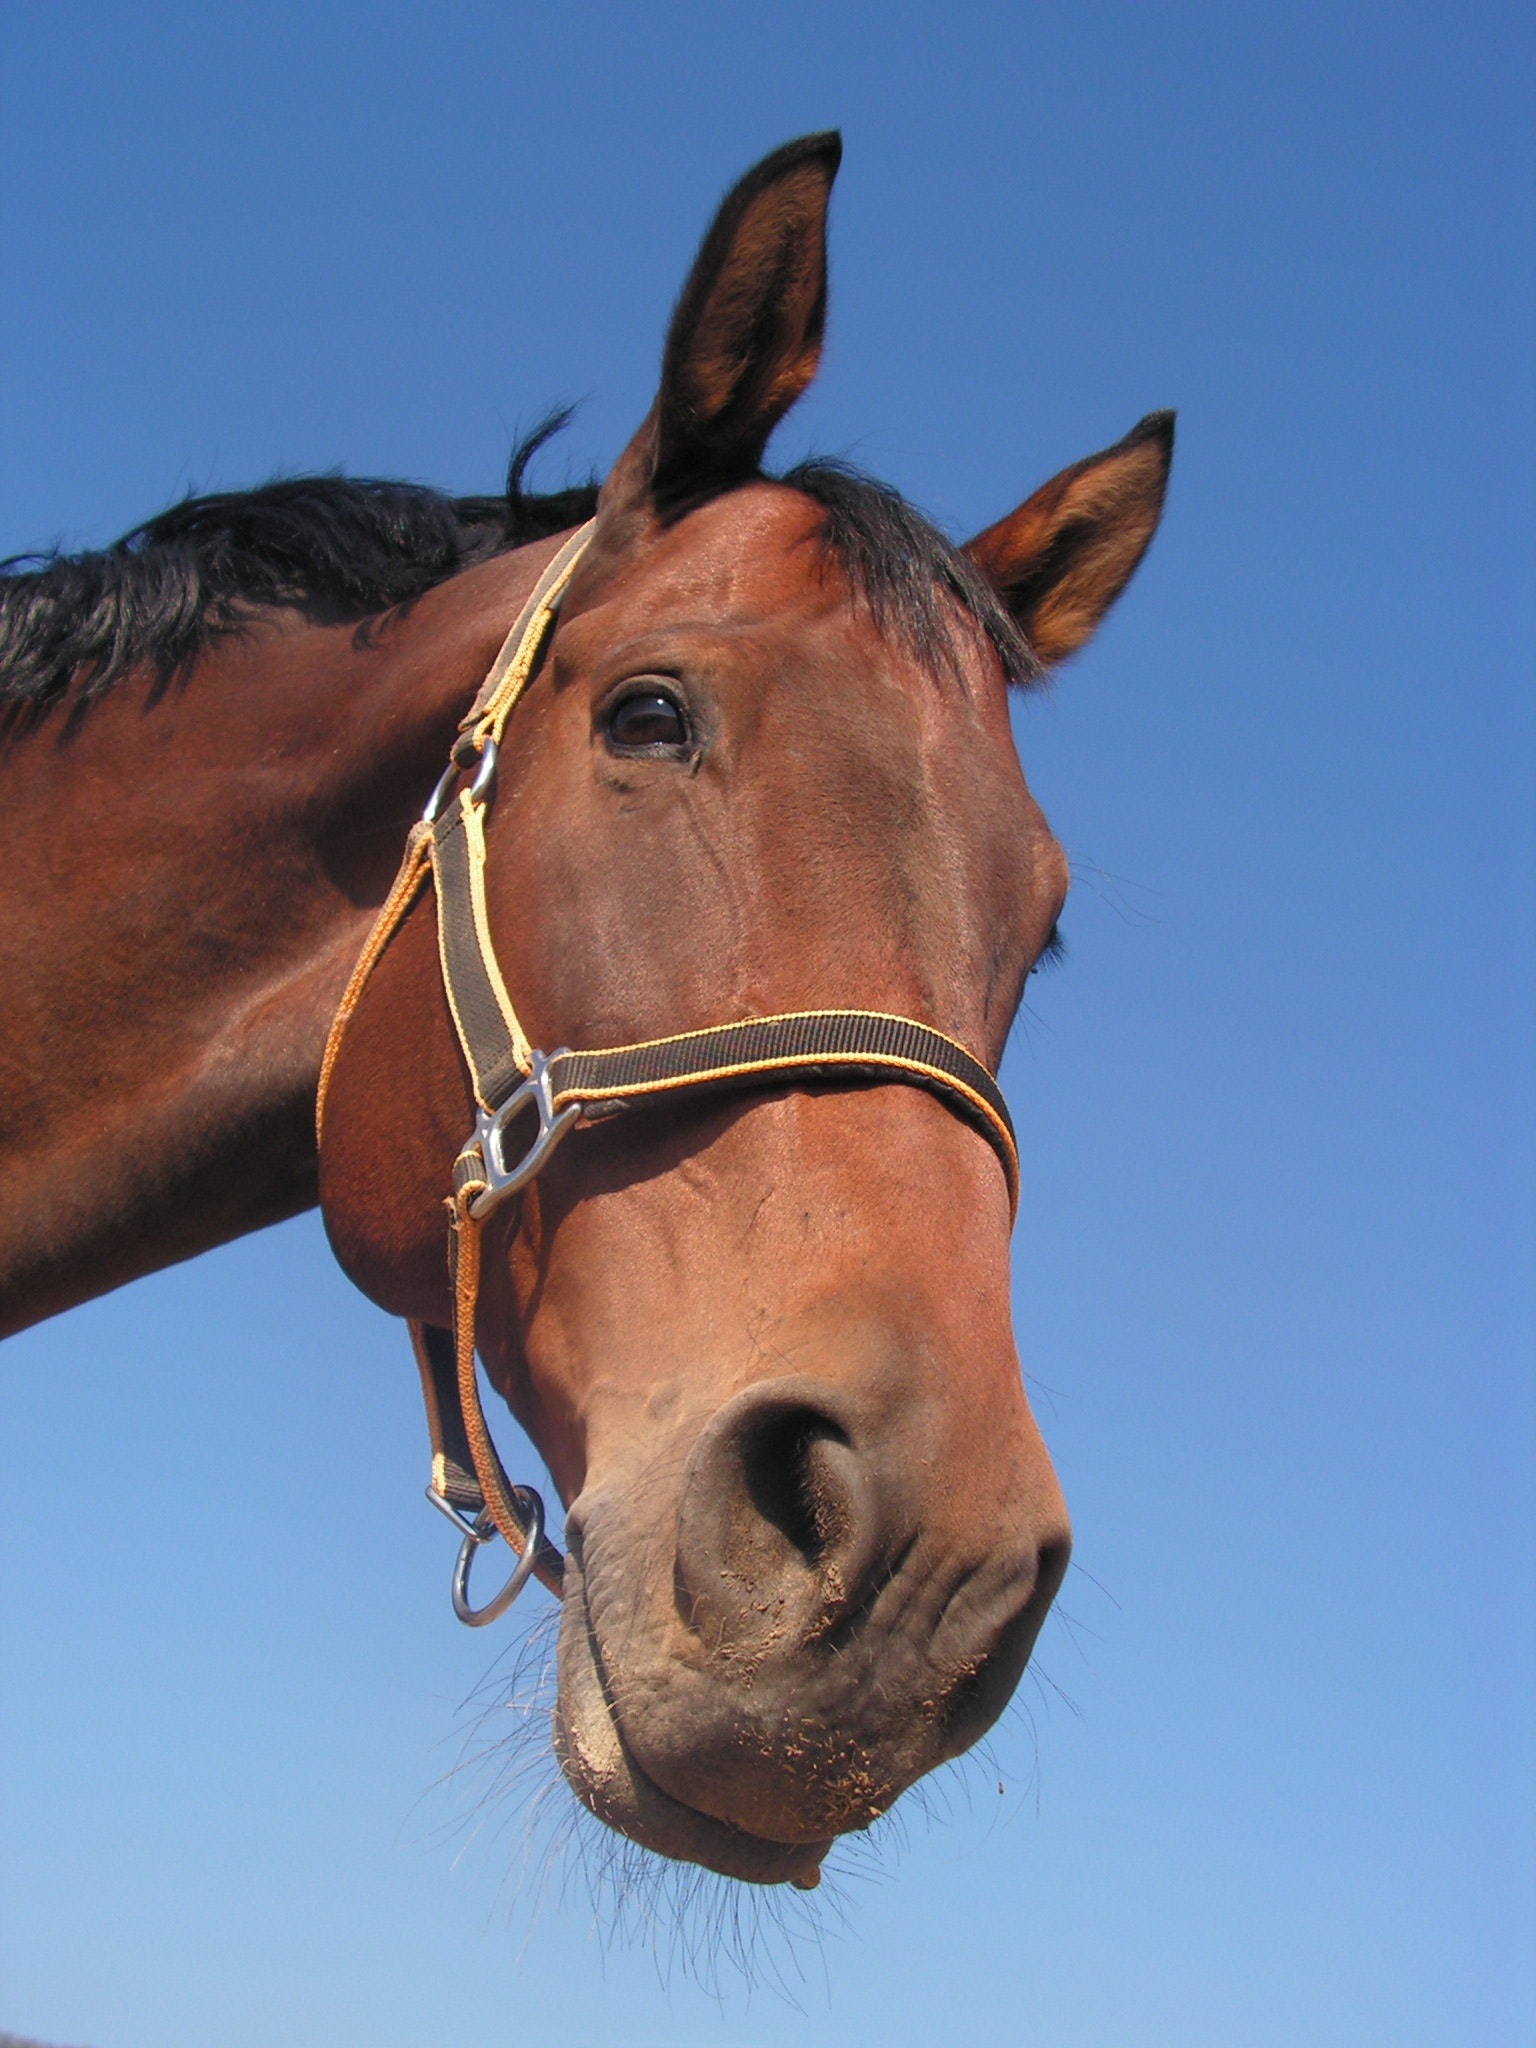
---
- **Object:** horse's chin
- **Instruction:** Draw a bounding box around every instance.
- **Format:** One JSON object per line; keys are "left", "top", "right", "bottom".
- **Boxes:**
{"left": 552, "top": 1558, "right": 829, "bottom": 1888}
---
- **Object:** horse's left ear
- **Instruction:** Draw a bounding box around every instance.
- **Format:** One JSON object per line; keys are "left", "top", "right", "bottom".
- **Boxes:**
{"left": 601, "top": 132, "right": 842, "bottom": 520}
{"left": 964, "top": 412, "right": 1174, "bottom": 668}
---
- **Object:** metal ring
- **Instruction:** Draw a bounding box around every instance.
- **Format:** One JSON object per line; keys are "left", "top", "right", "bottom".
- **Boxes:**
{"left": 422, "top": 759, "right": 459, "bottom": 825}
{"left": 468, "top": 736, "right": 499, "bottom": 805}
{"left": 450, "top": 1487, "right": 546, "bottom": 1627}
{"left": 421, "top": 736, "right": 499, "bottom": 824}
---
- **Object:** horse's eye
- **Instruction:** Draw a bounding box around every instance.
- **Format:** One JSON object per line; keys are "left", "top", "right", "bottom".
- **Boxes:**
{"left": 605, "top": 687, "right": 690, "bottom": 753}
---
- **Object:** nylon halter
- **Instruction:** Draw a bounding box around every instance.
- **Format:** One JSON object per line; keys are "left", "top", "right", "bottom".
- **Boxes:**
{"left": 316, "top": 520, "right": 1021, "bottom": 1624}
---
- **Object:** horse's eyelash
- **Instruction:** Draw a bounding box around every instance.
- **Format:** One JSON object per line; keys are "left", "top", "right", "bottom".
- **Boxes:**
{"left": 1033, "top": 922, "right": 1067, "bottom": 972}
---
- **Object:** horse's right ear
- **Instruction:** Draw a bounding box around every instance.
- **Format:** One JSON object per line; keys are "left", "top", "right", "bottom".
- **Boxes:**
{"left": 601, "top": 132, "right": 842, "bottom": 521}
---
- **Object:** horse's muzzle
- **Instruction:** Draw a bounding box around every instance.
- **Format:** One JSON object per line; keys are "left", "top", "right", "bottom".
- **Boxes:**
{"left": 550, "top": 1373, "right": 1070, "bottom": 1882}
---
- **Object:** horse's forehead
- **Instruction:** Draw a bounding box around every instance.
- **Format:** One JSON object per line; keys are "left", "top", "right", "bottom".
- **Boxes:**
{"left": 596, "top": 486, "right": 850, "bottom": 628}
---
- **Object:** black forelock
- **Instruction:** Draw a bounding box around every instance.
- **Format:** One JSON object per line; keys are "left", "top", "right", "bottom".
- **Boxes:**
{"left": 0, "top": 415, "right": 1033, "bottom": 716}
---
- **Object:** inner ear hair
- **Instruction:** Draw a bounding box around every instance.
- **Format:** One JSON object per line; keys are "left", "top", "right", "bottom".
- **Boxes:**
{"left": 965, "top": 411, "right": 1174, "bottom": 668}
{"left": 607, "top": 133, "right": 841, "bottom": 517}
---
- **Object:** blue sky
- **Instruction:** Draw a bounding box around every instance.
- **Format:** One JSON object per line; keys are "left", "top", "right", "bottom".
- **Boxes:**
{"left": 2, "top": 4, "right": 1531, "bottom": 2045}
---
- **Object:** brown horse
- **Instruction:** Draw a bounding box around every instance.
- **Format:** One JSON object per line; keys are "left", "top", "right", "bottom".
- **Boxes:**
{"left": 0, "top": 136, "right": 1171, "bottom": 1888}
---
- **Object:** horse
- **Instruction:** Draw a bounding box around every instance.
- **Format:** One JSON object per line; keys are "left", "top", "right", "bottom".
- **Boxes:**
{"left": 0, "top": 134, "right": 1171, "bottom": 1889}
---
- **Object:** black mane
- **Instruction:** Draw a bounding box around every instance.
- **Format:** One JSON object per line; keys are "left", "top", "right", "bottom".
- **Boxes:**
{"left": 0, "top": 417, "right": 1034, "bottom": 713}
{"left": 0, "top": 415, "right": 598, "bottom": 712}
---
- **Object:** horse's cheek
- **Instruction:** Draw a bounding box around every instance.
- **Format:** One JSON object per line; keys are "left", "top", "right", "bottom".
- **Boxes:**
{"left": 318, "top": 895, "right": 463, "bottom": 1324}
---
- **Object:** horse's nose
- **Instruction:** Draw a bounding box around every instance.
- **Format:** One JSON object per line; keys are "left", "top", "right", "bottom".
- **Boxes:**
{"left": 673, "top": 1377, "right": 892, "bottom": 1649}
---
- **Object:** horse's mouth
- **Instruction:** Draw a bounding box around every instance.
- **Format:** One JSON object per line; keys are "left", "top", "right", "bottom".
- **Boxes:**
{"left": 552, "top": 1558, "right": 830, "bottom": 1888}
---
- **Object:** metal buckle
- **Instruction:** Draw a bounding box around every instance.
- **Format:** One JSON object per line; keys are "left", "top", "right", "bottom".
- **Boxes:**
{"left": 426, "top": 1482, "right": 547, "bottom": 1627}
{"left": 466, "top": 1048, "right": 581, "bottom": 1219}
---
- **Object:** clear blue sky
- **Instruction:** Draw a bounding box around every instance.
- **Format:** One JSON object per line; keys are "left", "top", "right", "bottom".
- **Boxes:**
{"left": 2, "top": 5, "right": 1531, "bottom": 2044}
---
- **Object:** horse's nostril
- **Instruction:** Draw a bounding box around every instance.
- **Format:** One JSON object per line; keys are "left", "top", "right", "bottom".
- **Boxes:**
{"left": 738, "top": 1402, "right": 852, "bottom": 1567}
{"left": 675, "top": 1379, "right": 881, "bottom": 1645}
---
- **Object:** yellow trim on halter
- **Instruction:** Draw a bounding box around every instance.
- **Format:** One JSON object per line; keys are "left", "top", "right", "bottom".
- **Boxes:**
{"left": 464, "top": 521, "right": 595, "bottom": 752}
{"left": 459, "top": 791, "right": 534, "bottom": 1087}
{"left": 314, "top": 823, "right": 432, "bottom": 1145}
{"left": 551, "top": 1049, "right": 1018, "bottom": 1213}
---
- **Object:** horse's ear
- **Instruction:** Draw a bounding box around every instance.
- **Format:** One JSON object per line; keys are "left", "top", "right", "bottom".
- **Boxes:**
{"left": 964, "top": 412, "right": 1175, "bottom": 669}
{"left": 602, "top": 132, "right": 842, "bottom": 518}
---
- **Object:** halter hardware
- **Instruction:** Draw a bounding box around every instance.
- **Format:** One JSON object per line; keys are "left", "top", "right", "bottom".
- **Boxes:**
{"left": 317, "top": 517, "right": 1022, "bottom": 1628}
{"left": 427, "top": 1483, "right": 548, "bottom": 1626}
{"left": 465, "top": 1050, "right": 581, "bottom": 1220}
{"left": 424, "top": 733, "right": 500, "bottom": 826}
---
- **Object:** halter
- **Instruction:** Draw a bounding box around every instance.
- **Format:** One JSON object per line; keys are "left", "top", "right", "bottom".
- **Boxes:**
{"left": 316, "top": 522, "right": 1021, "bottom": 1625}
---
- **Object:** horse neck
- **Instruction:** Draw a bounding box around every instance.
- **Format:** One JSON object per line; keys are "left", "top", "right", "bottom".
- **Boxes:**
{"left": 0, "top": 537, "right": 566, "bottom": 1338}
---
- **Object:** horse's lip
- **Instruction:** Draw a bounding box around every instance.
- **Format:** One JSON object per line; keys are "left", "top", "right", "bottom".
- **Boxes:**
{"left": 554, "top": 1560, "right": 829, "bottom": 1887}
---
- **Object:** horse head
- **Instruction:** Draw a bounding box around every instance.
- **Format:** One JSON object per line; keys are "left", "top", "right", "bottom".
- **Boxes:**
{"left": 319, "top": 134, "right": 1171, "bottom": 1885}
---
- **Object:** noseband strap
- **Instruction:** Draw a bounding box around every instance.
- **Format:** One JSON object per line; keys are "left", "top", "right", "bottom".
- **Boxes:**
{"left": 318, "top": 520, "right": 1021, "bottom": 1622}
{"left": 451, "top": 1013, "right": 1016, "bottom": 1200}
